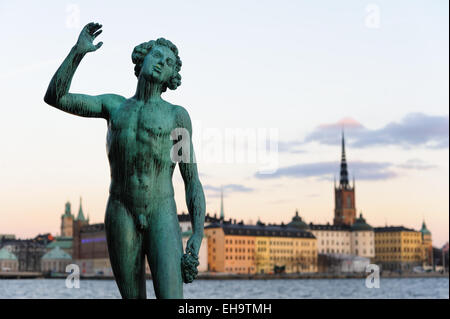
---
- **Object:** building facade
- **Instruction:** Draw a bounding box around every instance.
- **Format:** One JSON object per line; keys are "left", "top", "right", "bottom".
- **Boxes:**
{"left": 0, "top": 234, "right": 53, "bottom": 271}
{"left": 289, "top": 211, "right": 375, "bottom": 259}
{"left": 374, "top": 226, "right": 430, "bottom": 271}
{"left": 0, "top": 247, "right": 19, "bottom": 272}
{"left": 205, "top": 223, "right": 318, "bottom": 274}
{"left": 41, "top": 246, "right": 72, "bottom": 273}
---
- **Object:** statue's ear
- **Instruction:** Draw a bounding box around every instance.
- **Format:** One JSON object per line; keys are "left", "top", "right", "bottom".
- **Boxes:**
{"left": 168, "top": 73, "right": 181, "bottom": 91}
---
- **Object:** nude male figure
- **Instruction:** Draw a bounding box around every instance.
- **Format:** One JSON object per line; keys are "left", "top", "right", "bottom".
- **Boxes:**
{"left": 44, "top": 22, "right": 206, "bottom": 299}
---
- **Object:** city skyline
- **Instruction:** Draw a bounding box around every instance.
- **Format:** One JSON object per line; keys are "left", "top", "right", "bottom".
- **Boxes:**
{"left": 0, "top": 0, "right": 448, "bottom": 247}
{"left": 3, "top": 133, "right": 447, "bottom": 248}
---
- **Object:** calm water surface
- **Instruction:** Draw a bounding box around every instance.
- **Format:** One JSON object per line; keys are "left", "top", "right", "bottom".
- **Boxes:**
{"left": 0, "top": 278, "right": 448, "bottom": 299}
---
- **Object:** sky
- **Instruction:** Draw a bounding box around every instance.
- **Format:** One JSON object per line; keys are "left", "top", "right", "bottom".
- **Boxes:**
{"left": 0, "top": 0, "right": 448, "bottom": 247}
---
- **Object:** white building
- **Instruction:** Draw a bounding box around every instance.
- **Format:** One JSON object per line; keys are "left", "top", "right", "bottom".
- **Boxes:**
{"left": 41, "top": 246, "right": 72, "bottom": 273}
{"left": 288, "top": 211, "right": 375, "bottom": 259}
{"left": 0, "top": 247, "right": 18, "bottom": 272}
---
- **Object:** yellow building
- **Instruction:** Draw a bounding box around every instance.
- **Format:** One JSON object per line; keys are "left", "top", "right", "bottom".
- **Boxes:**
{"left": 205, "top": 222, "right": 317, "bottom": 274}
{"left": 374, "top": 226, "right": 430, "bottom": 271}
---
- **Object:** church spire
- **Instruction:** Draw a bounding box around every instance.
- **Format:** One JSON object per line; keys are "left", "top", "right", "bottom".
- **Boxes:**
{"left": 77, "top": 196, "right": 86, "bottom": 221}
{"left": 220, "top": 186, "right": 224, "bottom": 220}
{"left": 340, "top": 130, "right": 349, "bottom": 188}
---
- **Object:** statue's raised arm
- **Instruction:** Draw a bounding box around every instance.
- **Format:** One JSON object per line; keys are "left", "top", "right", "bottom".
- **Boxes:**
{"left": 44, "top": 22, "right": 124, "bottom": 119}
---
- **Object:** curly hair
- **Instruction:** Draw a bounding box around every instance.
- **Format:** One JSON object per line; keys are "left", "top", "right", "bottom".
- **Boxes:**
{"left": 131, "top": 38, "right": 182, "bottom": 92}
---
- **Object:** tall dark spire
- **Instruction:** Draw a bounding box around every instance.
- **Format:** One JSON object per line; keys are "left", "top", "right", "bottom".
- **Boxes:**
{"left": 77, "top": 197, "right": 86, "bottom": 221}
{"left": 339, "top": 130, "right": 349, "bottom": 188}
{"left": 220, "top": 186, "right": 224, "bottom": 220}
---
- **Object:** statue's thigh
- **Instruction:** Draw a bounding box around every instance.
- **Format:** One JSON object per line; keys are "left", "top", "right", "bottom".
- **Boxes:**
{"left": 145, "top": 210, "right": 183, "bottom": 298}
{"left": 105, "top": 197, "right": 146, "bottom": 298}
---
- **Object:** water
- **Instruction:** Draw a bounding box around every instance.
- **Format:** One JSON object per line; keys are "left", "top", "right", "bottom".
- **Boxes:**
{"left": 0, "top": 278, "right": 448, "bottom": 299}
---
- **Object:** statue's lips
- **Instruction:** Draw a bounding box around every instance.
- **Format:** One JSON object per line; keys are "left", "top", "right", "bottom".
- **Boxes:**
{"left": 153, "top": 67, "right": 162, "bottom": 73}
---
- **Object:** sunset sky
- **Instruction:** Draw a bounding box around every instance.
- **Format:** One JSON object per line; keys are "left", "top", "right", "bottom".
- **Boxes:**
{"left": 0, "top": 0, "right": 448, "bottom": 247}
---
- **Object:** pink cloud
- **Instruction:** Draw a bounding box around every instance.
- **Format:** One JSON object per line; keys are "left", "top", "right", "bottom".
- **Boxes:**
{"left": 318, "top": 117, "right": 364, "bottom": 129}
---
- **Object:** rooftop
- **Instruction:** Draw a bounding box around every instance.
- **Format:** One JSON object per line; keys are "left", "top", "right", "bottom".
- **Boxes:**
{"left": 374, "top": 226, "right": 417, "bottom": 233}
{"left": 205, "top": 223, "right": 316, "bottom": 239}
{"left": 41, "top": 246, "right": 72, "bottom": 260}
{"left": 351, "top": 213, "right": 373, "bottom": 231}
{"left": 0, "top": 247, "right": 18, "bottom": 260}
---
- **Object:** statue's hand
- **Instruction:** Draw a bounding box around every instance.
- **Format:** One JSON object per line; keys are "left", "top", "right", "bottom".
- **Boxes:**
{"left": 76, "top": 22, "right": 103, "bottom": 54}
{"left": 181, "top": 233, "right": 203, "bottom": 283}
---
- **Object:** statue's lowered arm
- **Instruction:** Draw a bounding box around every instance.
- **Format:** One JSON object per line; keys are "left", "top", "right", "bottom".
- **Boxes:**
{"left": 177, "top": 108, "right": 206, "bottom": 246}
{"left": 44, "top": 22, "right": 124, "bottom": 119}
{"left": 175, "top": 107, "right": 206, "bottom": 283}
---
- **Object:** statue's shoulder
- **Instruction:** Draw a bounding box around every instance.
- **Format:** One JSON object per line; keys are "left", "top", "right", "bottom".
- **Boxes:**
{"left": 102, "top": 94, "right": 127, "bottom": 107}
{"left": 169, "top": 103, "right": 192, "bottom": 128}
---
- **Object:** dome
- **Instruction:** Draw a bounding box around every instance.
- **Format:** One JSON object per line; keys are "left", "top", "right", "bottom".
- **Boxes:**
{"left": 351, "top": 213, "right": 373, "bottom": 231}
{"left": 420, "top": 221, "right": 431, "bottom": 235}
{"left": 0, "top": 247, "right": 18, "bottom": 260}
{"left": 288, "top": 210, "right": 309, "bottom": 230}
{"left": 41, "top": 246, "right": 72, "bottom": 260}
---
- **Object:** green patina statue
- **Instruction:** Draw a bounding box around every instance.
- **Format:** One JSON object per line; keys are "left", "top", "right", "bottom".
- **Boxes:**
{"left": 44, "top": 22, "right": 206, "bottom": 299}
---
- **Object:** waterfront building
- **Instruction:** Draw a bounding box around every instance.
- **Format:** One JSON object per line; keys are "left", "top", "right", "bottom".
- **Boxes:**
{"left": 205, "top": 222, "right": 317, "bottom": 274}
{"left": 350, "top": 213, "right": 375, "bottom": 258}
{"left": 46, "top": 236, "right": 73, "bottom": 256}
{"left": 373, "top": 226, "right": 428, "bottom": 271}
{"left": 73, "top": 223, "right": 110, "bottom": 275}
{"left": 0, "top": 234, "right": 52, "bottom": 271}
{"left": 308, "top": 223, "right": 351, "bottom": 255}
{"left": 41, "top": 246, "right": 72, "bottom": 273}
{"left": 288, "top": 211, "right": 375, "bottom": 259}
{"left": 0, "top": 247, "right": 19, "bottom": 272}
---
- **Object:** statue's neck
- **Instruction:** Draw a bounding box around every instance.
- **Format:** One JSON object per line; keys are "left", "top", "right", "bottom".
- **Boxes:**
{"left": 134, "top": 76, "right": 163, "bottom": 103}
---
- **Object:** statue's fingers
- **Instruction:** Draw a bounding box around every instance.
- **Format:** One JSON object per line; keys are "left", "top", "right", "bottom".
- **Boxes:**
{"left": 86, "top": 22, "right": 96, "bottom": 33}
{"left": 87, "top": 23, "right": 101, "bottom": 35}
{"left": 95, "top": 42, "right": 103, "bottom": 50}
{"left": 189, "top": 265, "right": 199, "bottom": 274}
{"left": 93, "top": 23, "right": 102, "bottom": 33}
{"left": 93, "top": 29, "right": 102, "bottom": 39}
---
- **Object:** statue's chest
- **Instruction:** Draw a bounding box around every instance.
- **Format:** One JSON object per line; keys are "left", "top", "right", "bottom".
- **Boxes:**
{"left": 110, "top": 105, "right": 174, "bottom": 145}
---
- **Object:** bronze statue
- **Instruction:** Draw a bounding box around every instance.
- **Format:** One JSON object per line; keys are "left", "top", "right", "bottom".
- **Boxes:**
{"left": 44, "top": 22, "right": 206, "bottom": 299}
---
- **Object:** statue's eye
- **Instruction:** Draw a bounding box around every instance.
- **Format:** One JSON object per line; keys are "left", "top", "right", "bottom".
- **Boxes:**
{"left": 167, "top": 58, "right": 174, "bottom": 67}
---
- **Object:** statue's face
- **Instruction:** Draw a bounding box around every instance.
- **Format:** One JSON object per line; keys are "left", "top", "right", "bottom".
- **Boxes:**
{"left": 141, "top": 45, "right": 176, "bottom": 86}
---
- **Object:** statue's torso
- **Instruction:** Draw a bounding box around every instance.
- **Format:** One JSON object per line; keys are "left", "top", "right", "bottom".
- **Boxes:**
{"left": 106, "top": 98, "right": 178, "bottom": 209}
